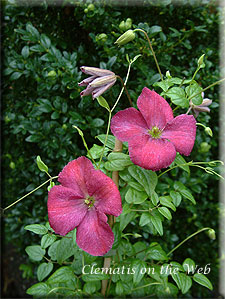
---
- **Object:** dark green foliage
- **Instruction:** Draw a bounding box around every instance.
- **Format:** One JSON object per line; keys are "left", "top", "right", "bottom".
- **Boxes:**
{"left": 2, "top": 1, "right": 220, "bottom": 297}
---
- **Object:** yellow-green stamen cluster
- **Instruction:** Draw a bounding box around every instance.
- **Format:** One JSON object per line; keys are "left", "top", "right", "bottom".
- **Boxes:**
{"left": 148, "top": 126, "right": 162, "bottom": 139}
{"left": 84, "top": 196, "right": 95, "bottom": 208}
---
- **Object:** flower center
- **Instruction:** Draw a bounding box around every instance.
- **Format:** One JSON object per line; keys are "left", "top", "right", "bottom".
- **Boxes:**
{"left": 148, "top": 126, "right": 162, "bottom": 139}
{"left": 84, "top": 196, "right": 95, "bottom": 208}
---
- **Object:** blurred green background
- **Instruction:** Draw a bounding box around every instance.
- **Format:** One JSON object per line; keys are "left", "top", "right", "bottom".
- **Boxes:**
{"left": 2, "top": 0, "right": 221, "bottom": 297}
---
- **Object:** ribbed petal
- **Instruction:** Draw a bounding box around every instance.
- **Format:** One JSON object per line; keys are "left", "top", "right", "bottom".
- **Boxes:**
{"left": 92, "top": 81, "right": 116, "bottom": 99}
{"left": 111, "top": 107, "right": 148, "bottom": 142}
{"left": 48, "top": 185, "right": 87, "bottom": 236}
{"left": 137, "top": 87, "right": 174, "bottom": 130}
{"left": 128, "top": 135, "right": 176, "bottom": 171}
{"left": 161, "top": 114, "right": 196, "bottom": 156}
{"left": 76, "top": 209, "right": 114, "bottom": 256}
{"left": 90, "top": 75, "right": 116, "bottom": 88}
{"left": 80, "top": 66, "right": 115, "bottom": 77}
{"left": 78, "top": 75, "right": 97, "bottom": 86}
{"left": 58, "top": 157, "right": 93, "bottom": 197}
{"left": 86, "top": 169, "right": 122, "bottom": 217}
{"left": 80, "top": 85, "right": 95, "bottom": 97}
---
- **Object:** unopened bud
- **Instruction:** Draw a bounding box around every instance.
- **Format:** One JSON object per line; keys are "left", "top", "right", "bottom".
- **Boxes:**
{"left": 198, "top": 54, "right": 205, "bottom": 68}
{"left": 166, "top": 71, "right": 172, "bottom": 79}
{"left": 48, "top": 70, "right": 56, "bottom": 77}
{"left": 205, "top": 127, "right": 213, "bottom": 137}
{"left": 115, "top": 29, "right": 136, "bottom": 46}
{"left": 208, "top": 229, "right": 216, "bottom": 240}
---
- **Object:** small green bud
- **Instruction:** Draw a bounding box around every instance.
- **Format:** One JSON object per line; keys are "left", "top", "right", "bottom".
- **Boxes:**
{"left": 84, "top": 8, "right": 88, "bottom": 13}
{"left": 97, "top": 33, "right": 107, "bottom": 43}
{"left": 119, "top": 21, "right": 126, "bottom": 31}
{"left": 199, "top": 142, "right": 211, "bottom": 153}
{"left": 48, "top": 70, "right": 56, "bottom": 77}
{"left": 125, "top": 18, "right": 132, "bottom": 30}
{"left": 9, "top": 161, "right": 15, "bottom": 169}
{"left": 62, "top": 124, "right": 67, "bottom": 130}
{"left": 87, "top": 4, "right": 95, "bottom": 11}
{"left": 115, "top": 29, "right": 136, "bottom": 46}
{"left": 205, "top": 127, "right": 213, "bottom": 137}
{"left": 208, "top": 229, "right": 216, "bottom": 240}
{"left": 198, "top": 54, "right": 205, "bottom": 68}
{"left": 166, "top": 70, "right": 172, "bottom": 79}
{"left": 48, "top": 181, "right": 55, "bottom": 192}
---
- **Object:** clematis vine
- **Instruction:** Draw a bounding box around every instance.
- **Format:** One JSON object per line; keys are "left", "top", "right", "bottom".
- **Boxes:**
{"left": 47, "top": 156, "right": 122, "bottom": 256}
{"left": 111, "top": 87, "right": 196, "bottom": 171}
{"left": 78, "top": 66, "right": 117, "bottom": 99}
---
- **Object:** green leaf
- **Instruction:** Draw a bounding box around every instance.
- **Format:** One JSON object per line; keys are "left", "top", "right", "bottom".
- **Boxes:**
{"left": 166, "top": 87, "right": 189, "bottom": 108}
{"left": 30, "top": 44, "right": 45, "bottom": 52}
{"left": 128, "top": 165, "right": 158, "bottom": 196}
{"left": 36, "top": 156, "right": 48, "bottom": 173}
{"left": 26, "top": 283, "right": 50, "bottom": 296}
{"left": 159, "top": 196, "right": 176, "bottom": 211}
{"left": 96, "top": 96, "right": 110, "bottom": 111}
{"left": 139, "top": 212, "right": 151, "bottom": 226}
{"left": 171, "top": 272, "right": 192, "bottom": 294}
{"left": 48, "top": 240, "right": 60, "bottom": 261}
{"left": 104, "top": 152, "right": 132, "bottom": 171}
{"left": 115, "top": 281, "right": 124, "bottom": 296}
{"left": 41, "top": 234, "right": 57, "bottom": 249}
{"left": 25, "top": 224, "right": 48, "bottom": 235}
{"left": 128, "top": 181, "right": 144, "bottom": 191}
{"left": 132, "top": 259, "right": 147, "bottom": 285}
{"left": 150, "top": 214, "right": 163, "bottom": 236}
{"left": 84, "top": 281, "right": 100, "bottom": 294}
{"left": 186, "top": 82, "right": 203, "bottom": 105}
{"left": 48, "top": 266, "right": 75, "bottom": 284}
{"left": 183, "top": 258, "right": 196, "bottom": 273}
{"left": 51, "top": 111, "right": 60, "bottom": 119}
{"left": 158, "top": 207, "right": 172, "bottom": 220}
{"left": 87, "top": 144, "right": 109, "bottom": 160}
{"left": 26, "top": 23, "right": 40, "bottom": 38}
{"left": 151, "top": 191, "right": 159, "bottom": 205}
{"left": 193, "top": 273, "right": 213, "bottom": 290}
{"left": 92, "top": 118, "right": 104, "bottom": 127}
{"left": 37, "top": 262, "right": 53, "bottom": 281}
{"left": 174, "top": 154, "right": 190, "bottom": 174}
{"left": 96, "top": 134, "right": 115, "bottom": 149}
{"left": 56, "top": 236, "right": 76, "bottom": 264}
{"left": 21, "top": 46, "right": 30, "bottom": 58}
{"left": 82, "top": 273, "right": 109, "bottom": 282}
{"left": 153, "top": 79, "right": 174, "bottom": 92}
{"left": 170, "top": 191, "right": 182, "bottom": 207}
{"left": 125, "top": 188, "right": 148, "bottom": 204}
{"left": 40, "top": 34, "right": 51, "bottom": 48}
{"left": 147, "top": 243, "right": 168, "bottom": 261}
{"left": 10, "top": 72, "right": 22, "bottom": 80}
{"left": 180, "top": 189, "right": 196, "bottom": 204}
{"left": 25, "top": 134, "right": 41, "bottom": 143}
{"left": 25, "top": 245, "right": 45, "bottom": 261}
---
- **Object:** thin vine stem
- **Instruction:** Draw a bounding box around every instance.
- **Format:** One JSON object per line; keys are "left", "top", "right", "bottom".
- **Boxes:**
{"left": 167, "top": 227, "right": 212, "bottom": 256}
{"left": 116, "top": 75, "right": 133, "bottom": 107}
{"left": 3, "top": 175, "right": 59, "bottom": 211}
{"left": 134, "top": 28, "right": 163, "bottom": 81}
{"left": 97, "top": 111, "right": 111, "bottom": 169}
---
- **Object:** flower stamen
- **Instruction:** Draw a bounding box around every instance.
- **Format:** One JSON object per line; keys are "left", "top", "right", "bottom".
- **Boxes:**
{"left": 148, "top": 126, "right": 162, "bottom": 139}
{"left": 84, "top": 196, "right": 95, "bottom": 208}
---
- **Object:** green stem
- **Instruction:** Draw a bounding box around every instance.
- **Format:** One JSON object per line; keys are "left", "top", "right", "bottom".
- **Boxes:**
{"left": 111, "top": 63, "right": 132, "bottom": 113}
{"left": 97, "top": 111, "right": 111, "bottom": 169}
{"left": 132, "top": 282, "right": 161, "bottom": 291}
{"left": 3, "top": 176, "right": 58, "bottom": 211}
{"left": 116, "top": 75, "right": 133, "bottom": 107}
{"left": 188, "top": 77, "right": 225, "bottom": 101}
{"left": 167, "top": 227, "right": 212, "bottom": 256}
{"left": 134, "top": 28, "right": 163, "bottom": 81}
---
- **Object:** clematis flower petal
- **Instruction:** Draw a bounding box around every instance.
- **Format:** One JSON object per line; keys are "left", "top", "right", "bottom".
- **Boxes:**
{"left": 58, "top": 157, "right": 93, "bottom": 197}
{"left": 92, "top": 81, "right": 116, "bottom": 99}
{"left": 111, "top": 107, "right": 148, "bottom": 142}
{"left": 78, "top": 75, "right": 97, "bottom": 86}
{"left": 161, "top": 114, "right": 196, "bottom": 156}
{"left": 76, "top": 209, "right": 114, "bottom": 256}
{"left": 137, "top": 87, "right": 174, "bottom": 129}
{"left": 80, "top": 85, "right": 95, "bottom": 97}
{"left": 48, "top": 185, "right": 87, "bottom": 236}
{"left": 90, "top": 75, "right": 116, "bottom": 88}
{"left": 80, "top": 66, "right": 115, "bottom": 77}
{"left": 128, "top": 135, "right": 177, "bottom": 171}
{"left": 86, "top": 169, "right": 122, "bottom": 216}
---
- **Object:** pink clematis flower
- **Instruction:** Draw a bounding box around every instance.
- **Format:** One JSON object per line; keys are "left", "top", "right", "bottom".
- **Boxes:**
{"left": 47, "top": 157, "right": 122, "bottom": 256}
{"left": 111, "top": 87, "right": 196, "bottom": 171}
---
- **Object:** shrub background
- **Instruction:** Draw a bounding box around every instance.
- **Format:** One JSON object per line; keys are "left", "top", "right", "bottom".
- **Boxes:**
{"left": 2, "top": 0, "right": 220, "bottom": 297}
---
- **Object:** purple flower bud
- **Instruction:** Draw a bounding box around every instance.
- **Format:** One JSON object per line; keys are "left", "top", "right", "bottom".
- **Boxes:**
{"left": 190, "top": 94, "right": 212, "bottom": 118}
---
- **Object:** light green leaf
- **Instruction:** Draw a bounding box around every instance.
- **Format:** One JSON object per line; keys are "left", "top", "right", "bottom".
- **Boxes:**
{"left": 186, "top": 82, "right": 203, "bottom": 105}
{"left": 132, "top": 259, "right": 147, "bottom": 285}
{"left": 180, "top": 189, "right": 196, "bottom": 204}
{"left": 174, "top": 154, "right": 190, "bottom": 174}
{"left": 171, "top": 272, "right": 192, "bottom": 294}
{"left": 128, "top": 165, "right": 158, "bottom": 196}
{"left": 158, "top": 207, "right": 172, "bottom": 220}
{"left": 25, "top": 245, "right": 45, "bottom": 261}
{"left": 41, "top": 234, "right": 57, "bottom": 249}
{"left": 26, "top": 282, "right": 50, "bottom": 296}
{"left": 37, "top": 262, "right": 53, "bottom": 281}
{"left": 87, "top": 144, "right": 110, "bottom": 160}
{"left": 104, "top": 152, "right": 132, "bottom": 171}
{"left": 147, "top": 243, "right": 168, "bottom": 261}
{"left": 159, "top": 196, "right": 176, "bottom": 211}
{"left": 47, "top": 266, "right": 75, "bottom": 284}
{"left": 56, "top": 236, "right": 76, "bottom": 264}
{"left": 166, "top": 87, "right": 189, "bottom": 108}
{"left": 139, "top": 212, "right": 151, "bottom": 226}
{"left": 96, "top": 134, "right": 115, "bottom": 149}
{"left": 150, "top": 215, "right": 163, "bottom": 236}
{"left": 97, "top": 96, "right": 110, "bottom": 111}
{"left": 21, "top": 46, "right": 30, "bottom": 58}
{"left": 125, "top": 188, "right": 148, "bottom": 204}
{"left": 82, "top": 273, "right": 109, "bottom": 282}
{"left": 151, "top": 191, "right": 159, "bottom": 205}
{"left": 170, "top": 191, "right": 182, "bottom": 207}
{"left": 25, "top": 224, "right": 48, "bottom": 235}
{"left": 183, "top": 258, "right": 196, "bottom": 273}
{"left": 193, "top": 273, "right": 213, "bottom": 290}
{"left": 36, "top": 156, "right": 48, "bottom": 173}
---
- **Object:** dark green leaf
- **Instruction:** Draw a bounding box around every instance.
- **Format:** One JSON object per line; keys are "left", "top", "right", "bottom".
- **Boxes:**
{"left": 25, "top": 245, "right": 45, "bottom": 261}
{"left": 186, "top": 82, "right": 203, "bottom": 105}
{"left": 37, "top": 262, "right": 53, "bottom": 281}
{"left": 41, "top": 234, "right": 57, "bottom": 249}
{"left": 125, "top": 188, "right": 148, "bottom": 204}
{"left": 158, "top": 207, "right": 172, "bottom": 220}
{"left": 21, "top": 46, "right": 30, "bottom": 58}
{"left": 26, "top": 283, "right": 50, "bottom": 296}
